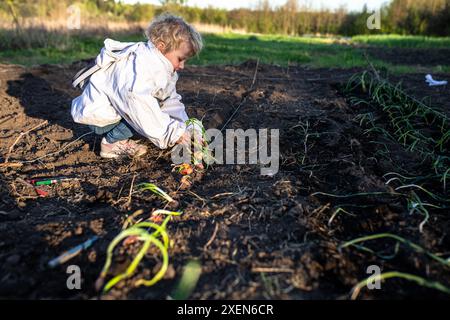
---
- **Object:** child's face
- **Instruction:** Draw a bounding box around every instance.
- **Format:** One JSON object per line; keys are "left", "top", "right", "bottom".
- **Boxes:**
{"left": 159, "top": 41, "right": 192, "bottom": 72}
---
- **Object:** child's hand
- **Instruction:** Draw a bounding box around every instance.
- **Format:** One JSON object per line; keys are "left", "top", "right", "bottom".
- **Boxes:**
{"left": 176, "top": 131, "right": 191, "bottom": 145}
{"left": 177, "top": 130, "right": 206, "bottom": 146}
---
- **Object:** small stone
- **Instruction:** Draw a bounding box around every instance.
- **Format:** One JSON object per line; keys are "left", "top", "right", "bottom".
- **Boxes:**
{"left": 6, "top": 254, "right": 21, "bottom": 265}
{"left": 74, "top": 226, "right": 83, "bottom": 235}
{"left": 166, "top": 200, "right": 180, "bottom": 210}
{"left": 251, "top": 197, "right": 265, "bottom": 204}
{"left": 164, "top": 264, "right": 176, "bottom": 279}
{"left": 88, "top": 250, "right": 97, "bottom": 263}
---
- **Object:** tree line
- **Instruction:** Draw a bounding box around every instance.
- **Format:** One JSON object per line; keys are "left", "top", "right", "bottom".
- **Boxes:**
{"left": 0, "top": 0, "right": 449, "bottom": 36}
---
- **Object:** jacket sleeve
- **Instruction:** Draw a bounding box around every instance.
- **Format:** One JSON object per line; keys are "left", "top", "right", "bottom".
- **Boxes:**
{"left": 160, "top": 83, "right": 204, "bottom": 139}
{"left": 162, "top": 85, "right": 206, "bottom": 135}
{"left": 123, "top": 89, "right": 186, "bottom": 149}
{"left": 160, "top": 89, "right": 189, "bottom": 123}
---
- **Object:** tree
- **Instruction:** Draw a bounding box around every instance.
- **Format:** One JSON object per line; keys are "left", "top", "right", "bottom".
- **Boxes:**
{"left": 256, "top": 0, "right": 273, "bottom": 34}
{"left": 160, "top": 0, "right": 186, "bottom": 5}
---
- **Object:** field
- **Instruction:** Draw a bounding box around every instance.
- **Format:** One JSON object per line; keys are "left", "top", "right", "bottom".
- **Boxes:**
{"left": 0, "top": 33, "right": 449, "bottom": 299}
{"left": 1, "top": 32, "right": 450, "bottom": 73}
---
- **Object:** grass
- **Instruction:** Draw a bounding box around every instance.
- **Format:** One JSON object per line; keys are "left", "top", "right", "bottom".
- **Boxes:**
{"left": 351, "top": 34, "right": 450, "bottom": 48}
{"left": 191, "top": 34, "right": 450, "bottom": 74}
{"left": 0, "top": 31, "right": 449, "bottom": 74}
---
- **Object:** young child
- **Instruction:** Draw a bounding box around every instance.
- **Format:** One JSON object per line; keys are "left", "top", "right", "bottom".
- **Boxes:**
{"left": 71, "top": 14, "right": 203, "bottom": 159}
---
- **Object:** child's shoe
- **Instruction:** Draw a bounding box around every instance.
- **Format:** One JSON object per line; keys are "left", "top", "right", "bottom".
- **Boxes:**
{"left": 100, "top": 138, "right": 147, "bottom": 158}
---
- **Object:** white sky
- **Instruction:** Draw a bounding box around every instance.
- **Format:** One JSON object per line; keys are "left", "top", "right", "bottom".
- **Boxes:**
{"left": 121, "top": 0, "right": 391, "bottom": 12}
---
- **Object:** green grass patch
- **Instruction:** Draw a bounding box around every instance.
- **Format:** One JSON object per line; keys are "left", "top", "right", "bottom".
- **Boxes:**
{"left": 0, "top": 32, "right": 449, "bottom": 75}
{"left": 352, "top": 34, "right": 450, "bottom": 48}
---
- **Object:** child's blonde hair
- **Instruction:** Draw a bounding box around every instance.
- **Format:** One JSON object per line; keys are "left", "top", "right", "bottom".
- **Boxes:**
{"left": 145, "top": 13, "right": 203, "bottom": 57}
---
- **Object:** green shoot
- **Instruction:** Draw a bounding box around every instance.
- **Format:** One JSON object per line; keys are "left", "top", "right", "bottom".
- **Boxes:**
{"left": 311, "top": 191, "right": 402, "bottom": 198}
{"left": 97, "top": 211, "right": 182, "bottom": 293}
{"left": 328, "top": 207, "right": 355, "bottom": 227}
{"left": 185, "top": 118, "right": 207, "bottom": 139}
{"left": 351, "top": 271, "right": 450, "bottom": 300}
{"left": 184, "top": 118, "right": 217, "bottom": 167}
{"left": 345, "top": 71, "right": 450, "bottom": 232}
{"left": 395, "top": 184, "right": 450, "bottom": 203}
{"left": 170, "top": 260, "right": 202, "bottom": 300}
{"left": 138, "top": 183, "right": 174, "bottom": 202}
{"left": 340, "top": 233, "right": 449, "bottom": 267}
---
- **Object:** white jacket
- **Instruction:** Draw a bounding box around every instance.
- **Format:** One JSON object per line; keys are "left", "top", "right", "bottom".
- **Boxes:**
{"left": 71, "top": 39, "right": 190, "bottom": 149}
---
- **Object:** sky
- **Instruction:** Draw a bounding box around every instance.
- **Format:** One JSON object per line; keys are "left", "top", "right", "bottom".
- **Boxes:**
{"left": 121, "top": 0, "right": 391, "bottom": 12}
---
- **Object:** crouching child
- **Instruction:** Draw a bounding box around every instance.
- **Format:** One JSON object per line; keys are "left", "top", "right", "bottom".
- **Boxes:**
{"left": 71, "top": 14, "right": 204, "bottom": 162}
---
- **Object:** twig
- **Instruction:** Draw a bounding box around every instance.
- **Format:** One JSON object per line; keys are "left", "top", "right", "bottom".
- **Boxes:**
{"left": 2, "top": 131, "right": 93, "bottom": 167}
{"left": 0, "top": 114, "right": 14, "bottom": 126}
{"left": 0, "top": 162, "right": 23, "bottom": 168}
{"left": 251, "top": 267, "right": 294, "bottom": 273}
{"left": 126, "top": 174, "right": 137, "bottom": 208}
{"left": 122, "top": 209, "right": 144, "bottom": 229}
{"left": 220, "top": 58, "right": 260, "bottom": 132}
{"left": 4, "top": 120, "right": 48, "bottom": 163}
{"left": 210, "top": 192, "right": 236, "bottom": 199}
{"left": 203, "top": 222, "right": 219, "bottom": 250}
{"left": 311, "top": 203, "right": 331, "bottom": 216}
{"left": 220, "top": 98, "right": 247, "bottom": 132}
{"left": 156, "top": 149, "right": 172, "bottom": 161}
{"left": 15, "top": 178, "right": 42, "bottom": 197}
{"left": 187, "top": 190, "right": 207, "bottom": 205}
{"left": 250, "top": 58, "right": 260, "bottom": 90}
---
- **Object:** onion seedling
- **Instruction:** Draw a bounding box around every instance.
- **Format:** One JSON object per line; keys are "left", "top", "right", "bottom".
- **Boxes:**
{"left": 96, "top": 211, "right": 181, "bottom": 293}
{"left": 340, "top": 233, "right": 449, "bottom": 267}
{"left": 351, "top": 271, "right": 450, "bottom": 300}
{"left": 170, "top": 260, "right": 202, "bottom": 300}
{"left": 184, "top": 118, "right": 216, "bottom": 167}
{"left": 138, "top": 183, "right": 174, "bottom": 202}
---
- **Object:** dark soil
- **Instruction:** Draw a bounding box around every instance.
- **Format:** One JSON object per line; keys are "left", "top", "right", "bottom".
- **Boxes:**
{"left": 367, "top": 47, "right": 450, "bottom": 67}
{"left": 0, "top": 58, "right": 449, "bottom": 300}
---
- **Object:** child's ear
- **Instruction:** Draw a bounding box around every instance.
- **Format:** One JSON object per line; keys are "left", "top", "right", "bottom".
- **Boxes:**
{"left": 157, "top": 42, "right": 166, "bottom": 52}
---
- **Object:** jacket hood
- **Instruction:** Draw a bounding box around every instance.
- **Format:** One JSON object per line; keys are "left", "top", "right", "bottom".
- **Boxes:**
{"left": 95, "top": 39, "right": 175, "bottom": 76}
{"left": 95, "top": 38, "right": 138, "bottom": 68}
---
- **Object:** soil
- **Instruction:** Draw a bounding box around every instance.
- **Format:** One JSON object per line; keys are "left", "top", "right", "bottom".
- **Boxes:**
{"left": 367, "top": 47, "right": 450, "bottom": 67}
{"left": 0, "top": 52, "right": 449, "bottom": 299}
